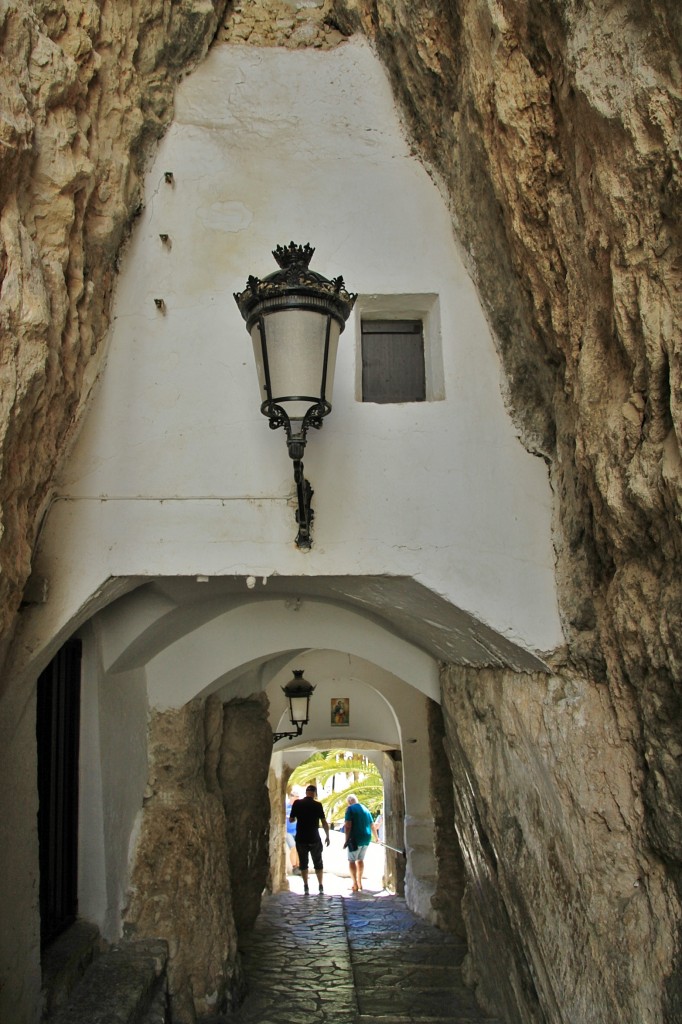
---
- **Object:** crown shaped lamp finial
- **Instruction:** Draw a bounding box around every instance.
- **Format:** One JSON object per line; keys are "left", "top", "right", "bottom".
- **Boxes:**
{"left": 272, "top": 242, "right": 315, "bottom": 270}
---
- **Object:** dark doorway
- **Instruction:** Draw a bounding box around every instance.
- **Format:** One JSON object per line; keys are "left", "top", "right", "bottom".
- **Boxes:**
{"left": 36, "top": 639, "right": 82, "bottom": 946}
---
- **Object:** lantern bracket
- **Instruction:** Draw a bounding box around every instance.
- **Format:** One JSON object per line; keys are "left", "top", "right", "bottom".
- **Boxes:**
{"left": 272, "top": 722, "right": 306, "bottom": 744}
{"left": 262, "top": 399, "right": 328, "bottom": 549}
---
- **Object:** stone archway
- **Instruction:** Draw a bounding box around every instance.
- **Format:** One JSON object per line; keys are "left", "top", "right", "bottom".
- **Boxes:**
{"left": 8, "top": 567, "right": 547, "bottom": 1022}
{"left": 35, "top": 575, "right": 476, "bottom": 1020}
{"left": 267, "top": 743, "right": 406, "bottom": 898}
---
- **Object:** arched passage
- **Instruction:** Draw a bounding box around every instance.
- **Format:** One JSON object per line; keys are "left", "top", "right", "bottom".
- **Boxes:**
{"left": 71, "top": 580, "right": 448, "bottom": 929}
{"left": 20, "top": 571, "right": 478, "bottom": 1019}
{"left": 271, "top": 743, "right": 398, "bottom": 898}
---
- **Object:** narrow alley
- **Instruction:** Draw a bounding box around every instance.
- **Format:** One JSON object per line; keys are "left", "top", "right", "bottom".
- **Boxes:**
{"left": 229, "top": 891, "right": 501, "bottom": 1024}
{"left": 227, "top": 841, "right": 501, "bottom": 1024}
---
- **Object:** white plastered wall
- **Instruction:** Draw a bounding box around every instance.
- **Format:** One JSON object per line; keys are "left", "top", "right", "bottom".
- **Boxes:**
{"left": 18, "top": 38, "right": 562, "bottom": 674}
{"left": 78, "top": 622, "right": 148, "bottom": 938}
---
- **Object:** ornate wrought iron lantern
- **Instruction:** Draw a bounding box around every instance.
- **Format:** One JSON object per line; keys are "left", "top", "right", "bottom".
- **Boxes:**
{"left": 272, "top": 669, "right": 316, "bottom": 744}
{"left": 234, "top": 243, "right": 356, "bottom": 549}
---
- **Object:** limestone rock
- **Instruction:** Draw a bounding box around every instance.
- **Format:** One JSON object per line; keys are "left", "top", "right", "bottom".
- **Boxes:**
{"left": 218, "top": 0, "right": 349, "bottom": 49}
{"left": 332, "top": 1, "right": 682, "bottom": 1016}
{"left": 218, "top": 693, "right": 273, "bottom": 936}
{"left": 124, "top": 700, "right": 239, "bottom": 1022}
{"left": 0, "top": 0, "right": 230, "bottom": 669}
{"left": 427, "top": 699, "right": 467, "bottom": 938}
{"left": 441, "top": 663, "right": 679, "bottom": 1024}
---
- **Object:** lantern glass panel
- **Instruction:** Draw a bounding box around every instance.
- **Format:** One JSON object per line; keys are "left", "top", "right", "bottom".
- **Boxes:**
{"left": 251, "top": 309, "right": 340, "bottom": 422}
{"left": 289, "top": 693, "right": 310, "bottom": 724}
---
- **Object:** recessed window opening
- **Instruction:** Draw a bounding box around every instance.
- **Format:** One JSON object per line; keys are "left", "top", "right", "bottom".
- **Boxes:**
{"left": 361, "top": 320, "right": 425, "bottom": 404}
{"left": 355, "top": 294, "right": 444, "bottom": 404}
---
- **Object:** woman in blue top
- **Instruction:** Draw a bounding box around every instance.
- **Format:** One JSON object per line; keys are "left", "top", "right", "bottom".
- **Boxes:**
{"left": 285, "top": 795, "right": 300, "bottom": 875}
{"left": 344, "top": 794, "right": 378, "bottom": 892}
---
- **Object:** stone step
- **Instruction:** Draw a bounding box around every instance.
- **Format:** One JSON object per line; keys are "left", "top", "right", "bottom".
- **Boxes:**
{"left": 50, "top": 939, "right": 168, "bottom": 1024}
{"left": 350, "top": 942, "right": 467, "bottom": 966}
{"left": 356, "top": 987, "right": 484, "bottom": 1018}
{"left": 230, "top": 891, "right": 500, "bottom": 1023}
{"left": 357, "top": 1018, "right": 503, "bottom": 1024}
{"left": 42, "top": 921, "right": 101, "bottom": 1020}
{"left": 353, "top": 964, "right": 467, "bottom": 988}
{"left": 344, "top": 896, "right": 498, "bottom": 1024}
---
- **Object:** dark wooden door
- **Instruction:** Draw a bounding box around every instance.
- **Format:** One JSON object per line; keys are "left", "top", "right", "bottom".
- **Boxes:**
{"left": 36, "top": 639, "right": 82, "bottom": 946}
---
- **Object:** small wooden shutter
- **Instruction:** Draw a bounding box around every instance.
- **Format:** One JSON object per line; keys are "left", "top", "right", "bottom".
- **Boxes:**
{"left": 37, "top": 639, "right": 82, "bottom": 946}
{"left": 361, "top": 319, "right": 425, "bottom": 403}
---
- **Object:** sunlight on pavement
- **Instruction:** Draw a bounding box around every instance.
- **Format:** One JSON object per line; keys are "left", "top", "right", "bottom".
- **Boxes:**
{"left": 286, "top": 828, "right": 391, "bottom": 897}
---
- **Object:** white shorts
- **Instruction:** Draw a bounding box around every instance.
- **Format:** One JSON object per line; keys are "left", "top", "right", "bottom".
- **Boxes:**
{"left": 348, "top": 845, "right": 370, "bottom": 862}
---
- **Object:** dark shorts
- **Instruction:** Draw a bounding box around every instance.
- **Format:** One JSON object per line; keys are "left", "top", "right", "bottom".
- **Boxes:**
{"left": 295, "top": 838, "right": 323, "bottom": 872}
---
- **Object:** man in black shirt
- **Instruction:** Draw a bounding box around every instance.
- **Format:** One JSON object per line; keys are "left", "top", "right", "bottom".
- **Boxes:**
{"left": 289, "top": 785, "right": 330, "bottom": 894}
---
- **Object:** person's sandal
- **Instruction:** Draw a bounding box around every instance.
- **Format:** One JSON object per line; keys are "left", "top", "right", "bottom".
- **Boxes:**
{"left": 303, "top": 884, "right": 309, "bottom": 894}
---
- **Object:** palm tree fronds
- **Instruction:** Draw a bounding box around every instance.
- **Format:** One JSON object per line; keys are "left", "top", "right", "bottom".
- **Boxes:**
{"left": 288, "top": 751, "right": 384, "bottom": 823}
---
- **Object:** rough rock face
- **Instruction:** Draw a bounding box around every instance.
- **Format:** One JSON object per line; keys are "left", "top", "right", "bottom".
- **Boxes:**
{"left": 0, "top": 0, "right": 230, "bottom": 671}
{"left": 268, "top": 768, "right": 288, "bottom": 894}
{"left": 380, "top": 748, "right": 405, "bottom": 897}
{"left": 331, "top": 0, "right": 682, "bottom": 859}
{"left": 125, "top": 694, "right": 274, "bottom": 1018}
{"left": 217, "top": 693, "right": 273, "bottom": 936}
{"left": 442, "top": 664, "right": 679, "bottom": 1024}
{"left": 219, "top": 0, "right": 348, "bottom": 48}
{"left": 124, "top": 699, "right": 240, "bottom": 1023}
{"left": 427, "top": 699, "right": 466, "bottom": 938}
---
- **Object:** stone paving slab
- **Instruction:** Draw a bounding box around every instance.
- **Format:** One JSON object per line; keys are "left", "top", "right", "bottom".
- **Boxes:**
{"left": 357, "top": 987, "right": 483, "bottom": 1017}
{"left": 225, "top": 890, "right": 501, "bottom": 1024}
{"left": 349, "top": 943, "right": 468, "bottom": 967}
{"left": 356, "top": 1019, "right": 504, "bottom": 1024}
{"left": 229, "top": 893, "right": 356, "bottom": 1024}
{"left": 51, "top": 940, "right": 168, "bottom": 1024}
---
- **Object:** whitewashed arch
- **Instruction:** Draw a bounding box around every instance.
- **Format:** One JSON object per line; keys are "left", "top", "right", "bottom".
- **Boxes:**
{"left": 142, "top": 598, "right": 439, "bottom": 709}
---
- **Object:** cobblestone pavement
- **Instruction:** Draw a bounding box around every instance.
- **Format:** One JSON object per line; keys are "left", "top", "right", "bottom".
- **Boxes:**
{"left": 227, "top": 886, "right": 502, "bottom": 1024}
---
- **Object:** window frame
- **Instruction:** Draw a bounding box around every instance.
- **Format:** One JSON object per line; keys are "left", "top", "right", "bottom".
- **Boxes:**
{"left": 354, "top": 294, "right": 444, "bottom": 404}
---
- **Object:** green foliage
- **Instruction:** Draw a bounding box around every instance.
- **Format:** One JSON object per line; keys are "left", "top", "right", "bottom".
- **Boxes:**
{"left": 288, "top": 751, "right": 384, "bottom": 824}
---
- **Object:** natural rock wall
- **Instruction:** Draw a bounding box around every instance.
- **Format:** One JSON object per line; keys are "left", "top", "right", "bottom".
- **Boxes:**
{"left": 0, "top": 0, "right": 230, "bottom": 671}
{"left": 217, "top": 693, "right": 273, "bottom": 936}
{"left": 441, "top": 663, "right": 680, "bottom": 1024}
{"left": 427, "top": 699, "right": 467, "bottom": 938}
{"left": 124, "top": 694, "right": 274, "bottom": 1019}
{"left": 268, "top": 767, "right": 288, "bottom": 894}
{"left": 380, "top": 748, "right": 406, "bottom": 897}
{"left": 219, "top": 0, "right": 347, "bottom": 48}
{"left": 124, "top": 699, "right": 240, "bottom": 1023}
{"left": 331, "top": 0, "right": 682, "bottom": 863}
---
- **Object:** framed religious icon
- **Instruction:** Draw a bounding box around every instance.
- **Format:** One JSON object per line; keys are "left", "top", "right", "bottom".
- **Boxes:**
{"left": 331, "top": 697, "right": 350, "bottom": 726}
